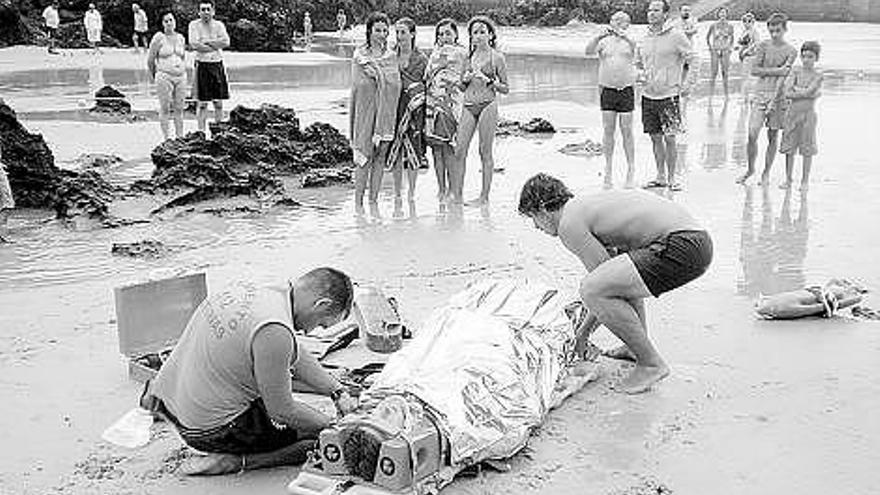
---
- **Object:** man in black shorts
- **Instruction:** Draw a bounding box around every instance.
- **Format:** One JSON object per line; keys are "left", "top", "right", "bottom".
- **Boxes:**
{"left": 188, "top": 0, "right": 230, "bottom": 135}
{"left": 635, "top": 0, "right": 696, "bottom": 191}
{"left": 519, "top": 173, "right": 713, "bottom": 393}
{"left": 585, "top": 11, "right": 637, "bottom": 188}
{"left": 132, "top": 3, "right": 149, "bottom": 52}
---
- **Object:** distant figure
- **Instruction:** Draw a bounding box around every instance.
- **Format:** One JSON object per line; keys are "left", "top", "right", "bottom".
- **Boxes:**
{"left": 585, "top": 11, "right": 637, "bottom": 189}
{"left": 336, "top": 9, "right": 348, "bottom": 38}
{"left": 188, "top": 0, "right": 231, "bottom": 135}
{"left": 349, "top": 12, "right": 401, "bottom": 211}
{"left": 737, "top": 13, "right": 797, "bottom": 185}
{"left": 779, "top": 41, "right": 823, "bottom": 190}
{"left": 42, "top": 2, "right": 60, "bottom": 54}
{"left": 0, "top": 129, "right": 14, "bottom": 243}
{"left": 737, "top": 12, "right": 761, "bottom": 97}
{"left": 132, "top": 3, "right": 149, "bottom": 52}
{"left": 387, "top": 17, "right": 428, "bottom": 204}
{"left": 635, "top": 0, "right": 696, "bottom": 192}
{"left": 456, "top": 15, "right": 509, "bottom": 205}
{"left": 84, "top": 3, "right": 103, "bottom": 53}
{"left": 147, "top": 12, "right": 187, "bottom": 140}
{"left": 675, "top": 4, "right": 698, "bottom": 42}
{"left": 425, "top": 18, "right": 467, "bottom": 203}
{"left": 706, "top": 7, "right": 735, "bottom": 97}
{"left": 303, "top": 12, "right": 313, "bottom": 48}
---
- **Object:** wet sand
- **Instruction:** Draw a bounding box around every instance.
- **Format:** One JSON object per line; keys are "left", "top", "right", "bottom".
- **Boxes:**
{"left": 2, "top": 23, "right": 880, "bottom": 495}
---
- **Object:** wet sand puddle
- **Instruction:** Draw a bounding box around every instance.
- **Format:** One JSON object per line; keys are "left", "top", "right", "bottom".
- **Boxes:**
{"left": 1, "top": 23, "right": 880, "bottom": 495}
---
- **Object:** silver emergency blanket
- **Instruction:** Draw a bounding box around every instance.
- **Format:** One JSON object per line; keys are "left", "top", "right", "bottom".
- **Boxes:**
{"left": 362, "top": 279, "right": 597, "bottom": 470}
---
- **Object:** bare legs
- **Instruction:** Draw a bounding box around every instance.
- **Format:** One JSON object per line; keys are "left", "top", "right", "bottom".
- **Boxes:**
{"left": 601, "top": 110, "right": 635, "bottom": 188}
{"left": 196, "top": 100, "right": 224, "bottom": 135}
{"left": 782, "top": 153, "right": 813, "bottom": 190}
{"left": 648, "top": 134, "right": 677, "bottom": 187}
{"left": 579, "top": 255, "right": 669, "bottom": 394}
{"left": 0, "top": 209, "right": 10, "bottom": 243}
{"left": 455, "top": 101, "right": 498, "bottom": 205}
{"left": 391, "top": 160, "right": 417, "bottom": 202}
{"left": 354, "top": 141, "right": 390, "bottom": 211}
{"left": 709, "top": 50, "right": 731, "bottom": 98}
{"left": 739, "top": 108, "right": 779, "bottom": 184}
{"left": 431, "top": 144, "right": 454, "bottom": 201}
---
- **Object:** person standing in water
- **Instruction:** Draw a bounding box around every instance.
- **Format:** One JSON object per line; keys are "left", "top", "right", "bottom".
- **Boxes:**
{"left": 736, "top": 12, "right": 761, "bottom": 98}
{"left": 387, "top": 17, "right": 428, "bottom": 205}
{"left": 675, "top": 4, "right": 698, "bottom": 43}
{"left": 585, "top": 11, "right": 637, "bottom": 189}
{"left": 349, "top": 12, "right": 401, "bottom": 212}
{"left": 303, "top": 12, "right": 313, "bottom": 49}
{"left": 518, "top": 174, "right": 712, "bottom": 394}
{"left": 84, "top": 3, "right": 103, "bottom": 53}
{"left": 456, "top": 16, "right": 509, "bottom": 205}
{"left": 779, "top": 41, "right": 823, "bottom": 190}
{"left": 706, "top": 7, "right": 735, "bottom": 98}
{"left": 737, "top": 12, "right": 797, "bottom": 185}
{"left": 42, "top": 2, "right": 60, "bottom": 54}
{"left": 188, "top": 0, "right": 230, "bottom": 136}
{"left": 147, "top": 12, "right": 187, "bottom": 140}
{"left": 132, "top": 3, "right": 149, "bottom": 52}
{"left": 425, "top": 19, "right": 467, "bottom": 204}
{"left": 635, "top": 0, "right": 696, "bottom": 192}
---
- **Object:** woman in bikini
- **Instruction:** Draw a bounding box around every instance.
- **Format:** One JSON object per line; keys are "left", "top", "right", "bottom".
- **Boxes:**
{"left": 146, "top": 12, "right": 187, "bottom": 140}
{"left": 387, "top": 17, "right": 428, "bottom": 204}
{"left": 425, "top": 19, "right": 467, "bottom": 203}
{"left": 454, "top": 16, "right": 509, "bottom": 205}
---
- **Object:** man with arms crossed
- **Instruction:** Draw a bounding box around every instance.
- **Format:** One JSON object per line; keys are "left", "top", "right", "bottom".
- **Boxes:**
{"left": 518, "top": 174, "right": 713, "bottom": 393}
{"left": 188, "top": 0, "right": 230, "bottom": 135}
{"left": 636, "top": 0, "right": 697, "bottom": 192}
{"left": 141, "top": 268, "right": 358, "bottom": 475}
{"left": 585, "top": 11, "right": 637, "bottom": 189}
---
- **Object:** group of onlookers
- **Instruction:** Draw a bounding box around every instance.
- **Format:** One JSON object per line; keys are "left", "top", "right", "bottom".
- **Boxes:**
{"left": 42, "top": 1, "right": 108, "bottom": 54}
{"left": 349, "top": 13, "right": 509, "bottom": 210}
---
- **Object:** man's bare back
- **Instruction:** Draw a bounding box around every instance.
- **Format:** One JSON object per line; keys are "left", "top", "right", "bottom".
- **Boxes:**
{"left": 559, "top": 191, "right": 701, "bottom": 253}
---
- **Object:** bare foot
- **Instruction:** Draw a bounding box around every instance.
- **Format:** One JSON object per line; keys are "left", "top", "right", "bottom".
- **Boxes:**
{"left": 778, "top": 181, "right": 792, "bottom": 190}
{"left": 603, "top": 179, "right": 613, "bottom": 190}
{"left": 735, "top": 172, "right": 753, "bottom": 185}
{"left": 799, "top": 182, "right": 810, "bottom": 192}
{"left": 617, "top": 363, "right": 670, "bottom": 394}
{"left": 180, "top": 454, "right": 242, "bottom": 476}
{"left": 465, "top": 197, "right": 488, "bottom": 207}
{"left": 757, "top": 174, "right": 770, "bottom": 186}
{"left": 603, "top": 345, "right": 637, "bottom": 362}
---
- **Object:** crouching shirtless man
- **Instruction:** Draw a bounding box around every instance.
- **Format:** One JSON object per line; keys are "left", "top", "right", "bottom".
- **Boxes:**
{"left": 141, "top": 267, "right": 359, "bottom": 475}
{"left": 518, "top": 174, "right": 713, "bottom": 393}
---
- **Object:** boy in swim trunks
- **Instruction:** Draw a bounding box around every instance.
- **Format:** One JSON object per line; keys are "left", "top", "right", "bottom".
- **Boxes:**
{"left": 779, "top": 41, "right": 823, "bottom": 190}
{"left": 737, "top": 12, "right": 798, "bottom": 185}
{"left": 518, "top": 173, "right": 713, "bottom": 394}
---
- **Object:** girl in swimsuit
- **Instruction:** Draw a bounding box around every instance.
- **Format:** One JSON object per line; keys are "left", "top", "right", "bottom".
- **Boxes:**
{"left": 147, "top": 12, "right": 187, "bottom": 140}
{"left": 454, "top": 16, "right": 509, "bottom": 205}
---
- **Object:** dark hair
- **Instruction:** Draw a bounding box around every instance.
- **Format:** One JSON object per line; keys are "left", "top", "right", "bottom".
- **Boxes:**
{"left": 468, "top": 15, "right": 497, "bottom": 56}
{"left": 518, "top": 173, "right": 574, "bottom": 216}
{"left": 767, "top": 12, "right": 788, "bottom": 28}
{"left": 161, "top": 11, "right": 176, "bottom": 23}
{"left": 716, "top": 6, "right": 729, "bottom": 15}
{"left": 650, "top": 0, "right": 671, "bottom": 13}
{"left": 434, "top": 18, "right": 458, "bottom": 46}
{"left": 395, "top": 17, "right": 417, "bottom": 51}
{"left": 742, "top": 12, "right": 755, "bottom": 22}
{"left": 300, "top": 267, "right": 354, "bottom": 317}
{"left": 801, "top": 40, "right": 821, "bottom": 58}
{"left": 198, "top": 0, "right": 214, "bottom": 6}
{"left": 365, "top": 12, "right": 390, "bottom": 48}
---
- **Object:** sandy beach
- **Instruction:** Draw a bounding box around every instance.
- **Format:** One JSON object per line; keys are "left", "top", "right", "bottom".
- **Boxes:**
{"left": 1, "top": 22, "right": 880, "bottom": 495}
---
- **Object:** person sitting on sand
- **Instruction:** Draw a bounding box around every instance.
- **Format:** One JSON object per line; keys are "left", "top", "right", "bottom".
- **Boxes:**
{"left": 140, "top": 268, "right": 359, "bottom": 475}
{"left": 756, "top": 279, "right": 863, "bottom": 320}
{"left": 518, "top": 173, "right": 713, "bottom": 393}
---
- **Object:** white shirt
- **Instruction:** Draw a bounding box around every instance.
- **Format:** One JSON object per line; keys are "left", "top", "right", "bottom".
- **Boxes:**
{"left": 84, "top": 10, "right": 102, "bottom": 31}
{"left": 134, "top": 10, "right": 148, "bottom": 32}
{"left": 43, "top": 6, "right": 60, "bottom": 29}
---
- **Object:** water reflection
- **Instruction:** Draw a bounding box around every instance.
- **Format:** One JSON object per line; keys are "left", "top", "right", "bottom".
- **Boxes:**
{"left": 730, "top": 99, "right": 749, "bottom": 168}
{"left": 700, "top": 97, "right": 729, "bottom": 170}
{"left": 738, "top": 186, "right": 809, "bottom": 297}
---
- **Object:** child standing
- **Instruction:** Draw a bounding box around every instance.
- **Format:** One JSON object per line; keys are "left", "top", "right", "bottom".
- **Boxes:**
{"left": 779, "top": 41, "right": 823, "bottom": 190}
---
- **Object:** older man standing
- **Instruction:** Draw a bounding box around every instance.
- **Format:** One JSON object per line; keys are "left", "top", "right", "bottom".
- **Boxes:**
{"left": 636, "top": 0, "right": 696, "bottom": 192}
{"left": 132, "top": 3, "right": 149, "bottom": 52}
{"left": 585, "top": 11, "right": 637, "bottom": 189}
{"left": 188, "top": 0, "right": 230, "bottom": 135}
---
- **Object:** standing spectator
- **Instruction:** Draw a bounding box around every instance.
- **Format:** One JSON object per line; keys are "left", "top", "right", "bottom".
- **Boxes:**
{"left": 706, "top": 7, "right": 735, "bottom": 97}
{"left": 585, "top": 11, "right": 637, "bottom": 189}
{"left": 675, "top": 4, "right": 698, "bottom": 42}
{"left": 132, "top": 3, "right": 149, "bottom": 52}
{"left": 303, "top": 12, "right": 313, "bottom": 48}
{"left": 84, "top": 3, "right": 103, "bottom": 53}
{"left": 42, "top": 1, "right": 60, "bottom": 54}
{"left": 736, "top": 12, "right": 761, "bottom": 98}
{"left": 779, "top": 41, "right": 823, "bottom": 190}
{"left": 188, "top": 0, "right": 230, "bottom": 135}
{"left": 425, "top": 18, "right": 466, "bottom": 203}
{"left": 147, "top": 12, "right": 187, "bottom": 140}
{"left": 636, "top": 0, "right": 696, "bottom": 192}
{"left": 0, "top": 111, "right": 14, "bottom": 243}
{"left": 456, "top": 16, "right": 509, "bottom": 206}
{"left": 349, "top": 12, "right": 400, "bottom": 212}
{"left": 336, "top": 9, "right": 348, "bottom": 39}
{"left": 736, "top": 13, "right": 797, "bottom": 185}
{"left": 387, "top": 17, "right": 428, "bottom": 204}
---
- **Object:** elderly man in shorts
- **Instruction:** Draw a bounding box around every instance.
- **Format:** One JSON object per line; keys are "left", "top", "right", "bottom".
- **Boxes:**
{"left": 585, "top": 11, "right": 637, "bottom": 188}
{"left": 736, "top": 13, "right": 797, "bottom": 185}
{"left": 636, "top": 0, "right": 697, "bottom": 192}
{"left": 188, "top": 0, "right": 230, "bottom": 135}
{"left": 519, "top": 173, "right": 713, "bottom": 393}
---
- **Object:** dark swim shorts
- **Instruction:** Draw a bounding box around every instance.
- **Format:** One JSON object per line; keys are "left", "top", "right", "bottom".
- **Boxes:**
{"left": 156, "top": 398, "right": 302, "bottom": 455}
{"left": 628, "top": 230, "right": 713, "bottom": 297}
{"left": 600, "top": 86, "right": 635, "bottom": 113}
{"left": 641, "top": 96, "right": 683, "bottom": 135}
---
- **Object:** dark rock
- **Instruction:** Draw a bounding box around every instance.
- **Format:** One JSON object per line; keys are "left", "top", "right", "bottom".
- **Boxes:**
{"left": 0, "top": 0, "right": 33, "bottom": 48}
{"left": 90, "top": 86, "right": 131, "bottom": 115}
{"left": 111, "top": 239, "right": 169, "bottom": 259}
{"left": 1, "top": 101, "right": 117, "bottom": 218}
{"left": 301, "top": 168, "right": 353, "bottom": 188}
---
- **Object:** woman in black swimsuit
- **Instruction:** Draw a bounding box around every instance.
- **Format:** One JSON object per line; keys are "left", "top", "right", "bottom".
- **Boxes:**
{"left": 454, "top": 16, "right": 509, "bottom": 205}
